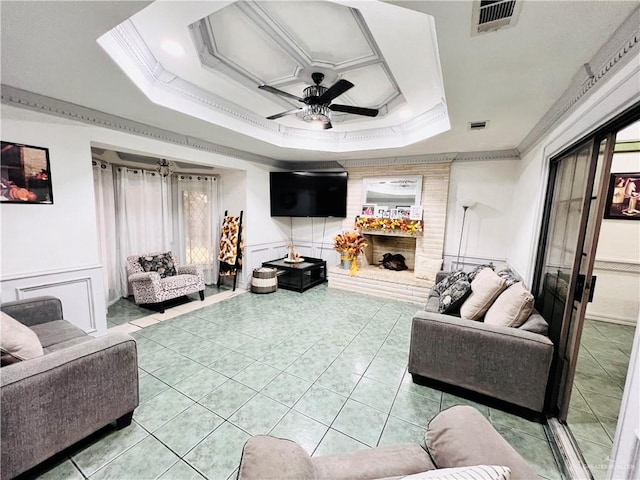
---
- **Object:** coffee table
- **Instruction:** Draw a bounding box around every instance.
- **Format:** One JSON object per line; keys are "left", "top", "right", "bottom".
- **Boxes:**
{"left": 261, "top": 257, "right": 327, "bottom": 293}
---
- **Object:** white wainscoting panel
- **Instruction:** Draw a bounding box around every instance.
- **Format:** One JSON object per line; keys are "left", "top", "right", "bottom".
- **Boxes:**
{"left": 1, "top": 265, "right": 107, "bottom": 335}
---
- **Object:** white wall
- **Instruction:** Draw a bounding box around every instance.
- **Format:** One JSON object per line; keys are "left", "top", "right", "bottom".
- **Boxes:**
{"left": 444, "top": 158, "right": 520, "bottom": 270}
{"left": 508, "top": 56, "right": 640, "bottom": 285}
{"left": 0, "top": 105, "right": 285, "bottom": 332}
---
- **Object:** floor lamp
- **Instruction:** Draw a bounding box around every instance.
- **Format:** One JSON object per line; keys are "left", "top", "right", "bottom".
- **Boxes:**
{"left": 455, "top": 205, "right": 470, "bottom": 271}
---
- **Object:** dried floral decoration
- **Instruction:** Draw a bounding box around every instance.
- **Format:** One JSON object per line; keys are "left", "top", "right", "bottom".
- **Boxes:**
{"left": 355, "top": 217, "right": 423, "bottom": 235}
{"left": 333, "top": 231, "right": 368, "bottom": 257}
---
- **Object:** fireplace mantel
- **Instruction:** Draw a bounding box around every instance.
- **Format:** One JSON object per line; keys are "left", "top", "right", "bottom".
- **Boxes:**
{"left": 356, "top": 217, "right": 423, "bottom": 237}
{"left": 360, "top": 229, "right": 421, "bottom": 238}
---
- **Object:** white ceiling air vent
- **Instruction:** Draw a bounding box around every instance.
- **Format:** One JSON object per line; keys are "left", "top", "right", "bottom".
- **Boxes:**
{"left": 471, "top": 0, "right": 522, "bottom": 36}
{"left": 468, "top": 121, "right": 488, "bottom": 131}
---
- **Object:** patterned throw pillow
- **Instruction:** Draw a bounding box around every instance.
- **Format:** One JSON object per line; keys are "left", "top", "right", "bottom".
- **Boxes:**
{"left": 497, "top": 268, "right": 520, "bottom": 288}
{"left": 467, "top": 263, "right": 494, "bottom": 282}
{"left": 138, "top": 252, "right": 177, "bottom": 278}
{"left": 433, "top": 271, "right": 468, "bottom": 296}
{"left": 438, "top": 280, "right": 472, "bottom": 314}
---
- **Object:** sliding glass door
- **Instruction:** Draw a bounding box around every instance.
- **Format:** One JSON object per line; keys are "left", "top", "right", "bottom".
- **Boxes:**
{"left": 538, "top": 136, "right": 617, "bottom": 419}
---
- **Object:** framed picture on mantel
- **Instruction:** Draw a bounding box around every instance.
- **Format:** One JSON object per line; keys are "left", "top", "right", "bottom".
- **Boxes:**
{"left": 0, "top": 141, "right": 54, "bottom": 204}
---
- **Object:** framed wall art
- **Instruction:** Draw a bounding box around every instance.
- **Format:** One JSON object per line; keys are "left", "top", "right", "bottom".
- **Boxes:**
{"left": 604, "top": 173, "right": 640, "bottom": 220}
{"left": 0, "top": 141, "right": 53, "bottom": 204}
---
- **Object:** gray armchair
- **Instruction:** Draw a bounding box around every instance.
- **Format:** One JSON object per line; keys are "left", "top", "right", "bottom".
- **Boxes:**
{"left": 0, "top": 297, "right": 139, "bottom": 480}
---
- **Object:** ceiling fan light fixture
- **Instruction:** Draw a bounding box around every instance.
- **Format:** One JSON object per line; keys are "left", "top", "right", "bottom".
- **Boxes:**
{"left": 300, "top": 104, "right": 331, "bottom": 125}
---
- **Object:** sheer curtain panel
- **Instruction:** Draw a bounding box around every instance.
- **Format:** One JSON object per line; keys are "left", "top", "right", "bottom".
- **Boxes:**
{"left": 175, "top": 175, "right": 219, "bottom": 284}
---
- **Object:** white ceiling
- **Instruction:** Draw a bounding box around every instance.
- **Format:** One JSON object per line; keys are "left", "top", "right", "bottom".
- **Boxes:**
{"left": 1, "top": 1, "right": 637, "bottom": 163}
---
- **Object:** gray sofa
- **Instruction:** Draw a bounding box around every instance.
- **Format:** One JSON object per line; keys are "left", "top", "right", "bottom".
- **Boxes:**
{"left": 237, "top": 405, "right": 539, "bottom": 479}
{"left": 409, "top": 272, "right": 554, "bottom": 413}
{"left": 0, "top": 296, "right": 139, "bottom": 480}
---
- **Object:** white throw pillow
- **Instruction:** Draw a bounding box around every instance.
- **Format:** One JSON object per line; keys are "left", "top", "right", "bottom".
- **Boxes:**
{"left": 401, "top": 465, "right": 511, "bottom": 480}
{"left": 460, "top": 268, "right": 508, "bottom": 321}
{"left": 485, "top": 282, "right": 534, "bottom": 328}
{"left": 0, "top": 311, "right": 44, "bottom": 364}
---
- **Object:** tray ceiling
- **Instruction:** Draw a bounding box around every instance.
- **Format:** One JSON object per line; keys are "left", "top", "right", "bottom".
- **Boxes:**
{"left": 98, "top": 0, "right": 449, "bottom": 152}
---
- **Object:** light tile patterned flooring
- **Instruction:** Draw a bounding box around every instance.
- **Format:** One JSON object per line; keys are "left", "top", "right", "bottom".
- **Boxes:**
{"left": 568, "top": 319, "right": 635, "bottom": 480}
{"left": 36, "top": 286, "right": 562, "bottom": 480}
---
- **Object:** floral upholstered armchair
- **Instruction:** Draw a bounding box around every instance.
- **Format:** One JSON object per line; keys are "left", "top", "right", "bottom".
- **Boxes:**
{"left": 126, "top": 252, "right": 205, "bottom": 313}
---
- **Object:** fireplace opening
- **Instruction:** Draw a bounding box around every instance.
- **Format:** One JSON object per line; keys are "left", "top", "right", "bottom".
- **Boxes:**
{"left": 363, "top": 234, "right": 417, "bottom": 271}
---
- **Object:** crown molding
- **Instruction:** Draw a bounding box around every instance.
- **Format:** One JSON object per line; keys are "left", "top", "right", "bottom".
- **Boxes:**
{"left": 0, "top": 84, "right": 287, "bottom": 168}
{"left": 518, "top": 8, "right": 640, "bottom": 155}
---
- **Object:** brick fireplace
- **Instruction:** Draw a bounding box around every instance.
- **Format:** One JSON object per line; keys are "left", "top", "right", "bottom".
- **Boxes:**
{"left": 328, "top": 162, "right": 450, "bottom": 304}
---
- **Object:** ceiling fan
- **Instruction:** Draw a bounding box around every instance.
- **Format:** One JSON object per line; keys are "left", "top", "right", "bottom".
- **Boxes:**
{"left": 258, "top": 72, "right": 379, "bottom": 130}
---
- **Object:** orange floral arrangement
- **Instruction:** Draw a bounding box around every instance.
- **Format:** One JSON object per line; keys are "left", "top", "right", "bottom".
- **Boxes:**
{"left": 333, "top": 231, "right": 368, "bottom": 257}
{"left": 355, "top": 217, "right": 423, "bottom": 235}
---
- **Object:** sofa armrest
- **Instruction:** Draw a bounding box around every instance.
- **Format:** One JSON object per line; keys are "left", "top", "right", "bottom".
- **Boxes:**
{"left": 0, "top": 296, "right": 63, "bottom": 327}
{"left": 409, "top": 311, "right": 553, "bottom": 412}
{"left": 426, "top": 406, "right": 539, "bottom": 480}
{"left": 238, "top": 435, "right": 315, "bottom": 479}
{"left": 1, "top": 333, "right": 139, "bottom": 478}
{"left": 177, "top": 264, "right": 203, "bottom": 276}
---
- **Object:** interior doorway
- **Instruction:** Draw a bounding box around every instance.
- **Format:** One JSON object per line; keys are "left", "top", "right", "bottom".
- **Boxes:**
{"left": 533, "top": 106, "right": 640, "bottom": 478}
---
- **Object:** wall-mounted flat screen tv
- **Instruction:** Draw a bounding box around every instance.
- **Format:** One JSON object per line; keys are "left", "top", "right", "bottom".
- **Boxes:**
{"left": 270, "top": 171, "right": 347, "bottom": 218}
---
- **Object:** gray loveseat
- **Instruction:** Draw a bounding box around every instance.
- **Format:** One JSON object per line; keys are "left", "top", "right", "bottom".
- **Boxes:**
{"left": 0, "top": 296, "right": 139, "bottom": 480}
{"left": 237, "top": 405, "right": 539, "bottom": 479}
{"left": 409, "top": 272, "right": 554, "bottom": 413}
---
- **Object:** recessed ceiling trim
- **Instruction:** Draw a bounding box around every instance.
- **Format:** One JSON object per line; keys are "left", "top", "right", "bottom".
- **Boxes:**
{"left": 98, "top": 0, "right": 450, "bottom": 152}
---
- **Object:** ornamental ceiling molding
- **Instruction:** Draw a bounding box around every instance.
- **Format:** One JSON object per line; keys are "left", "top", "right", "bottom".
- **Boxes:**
{"left": 98, "top": 1, "right": 449, "bottom": 153}
{"left": 191, "top": 1, "right": 402, "bottom": 114}
{"left": 518, "top": 9, "right": 640, "bottom": 155}
{"left": 0, "top": 85, "right": 285, "bottom": 168}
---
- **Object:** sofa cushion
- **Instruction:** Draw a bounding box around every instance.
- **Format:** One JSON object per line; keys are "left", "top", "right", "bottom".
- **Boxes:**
{"left": 313, "top": 443, "right": 435, "bottom": 480}
{"left": 401, "top": 465, "right": 511, "bottom": 480}
{"left": 238, "top": 435, "right": 315, "bottom": 480}
{"left": 460, "top": 269, "right": 508, "bottom": 321}
{"left": 159, "top": 274, "right": 200, "bottom": 291}
{"left": 518, "top": 312, "right": 549, "bottom": 336}
{"left": 425, "top": 406, "right": 538, "bottom": 480}
{"left": 484, "top": 283, "right": 534, "bottom": 328}
{"left": 0, "top": 312, "right": 44, "bottom": 365}
{"left": 30, "top": 320, "right": 87, "bottom": 349}
{"left": 496, "top": 268, "right": 520, "bottom": 288}
{"left": 438, "top": 280, "right": 471, "bottom": 314}
{"left": 467, "top": 263, "right": 494, "bottom": 282}
{"left": 138, "top": 252, "right": 177, "bottom": 278}
{"left": 433, "top": 271, "right": 467, "bottom": 296}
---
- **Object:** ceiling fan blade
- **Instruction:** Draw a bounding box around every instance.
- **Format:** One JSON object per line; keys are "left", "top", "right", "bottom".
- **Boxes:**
{"left": 329, "top": 104, "right": 379, "bottom": 117}
{"left": 317, "top": 79, "right": 354, "bottom": 104}
{"left": 259, "top": 85, "right": 304, "bottom": 103}
{"left": 266, "top": 108, "right": 303, "bottom": 120}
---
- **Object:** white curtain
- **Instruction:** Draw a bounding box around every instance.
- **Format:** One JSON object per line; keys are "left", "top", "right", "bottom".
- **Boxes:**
{"left": 175, "top": 174, "right": 219, "bottom": 284}
{"left": 93, "top": 161, "right": 119, "bottom": 305}
{"left": 93, "top": 164, "right": 219, "bottom": 304}
{"left": 113, "top": 167, "right": 173, "bottom": 297}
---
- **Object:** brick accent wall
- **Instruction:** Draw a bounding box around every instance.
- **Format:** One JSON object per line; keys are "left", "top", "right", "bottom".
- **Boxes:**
{"left": 342, "top": 163, "right": 450, "bottom": 282}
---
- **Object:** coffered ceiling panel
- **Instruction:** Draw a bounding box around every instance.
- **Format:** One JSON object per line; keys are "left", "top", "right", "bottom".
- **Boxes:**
{"left": 255, "top": 1, "right": 376, "bottom": 66}
{"left": 206, "top": 5, "right": 300, "bottom": 83}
